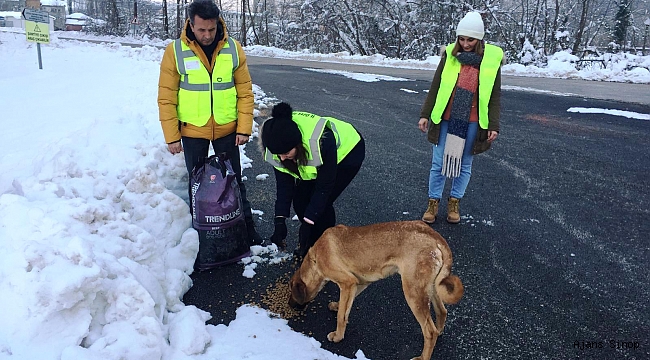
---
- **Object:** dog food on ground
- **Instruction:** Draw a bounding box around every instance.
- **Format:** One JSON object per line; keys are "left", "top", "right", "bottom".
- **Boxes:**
{"left": 261, "top": 273, "right": 305, "bottom": 319}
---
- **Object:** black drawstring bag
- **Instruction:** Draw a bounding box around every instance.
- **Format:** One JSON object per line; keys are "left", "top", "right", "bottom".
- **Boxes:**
{"left": 190, "top": 153, "right": 250, "bottom": 270}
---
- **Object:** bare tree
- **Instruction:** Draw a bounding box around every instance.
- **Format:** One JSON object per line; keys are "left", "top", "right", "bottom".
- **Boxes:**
{"left": 162, "top": 0, "right": 169, "bottom": 36}
{"left": 549, "top": 0, "right": 560, "bottom": 53}
{"left": 241, "top": 0, "right": 247, "bottom": 45}
{"left": 572, "top": 0, "right": 590, "bottom": 54}
{"left": 105, "top": 0, "right": 121, "bottom": 34}
{"left": 74, "top": 0, "right": 650, "bottom": 59}
{"left": 176, "top": 0, "right": 182, "bottom": 38}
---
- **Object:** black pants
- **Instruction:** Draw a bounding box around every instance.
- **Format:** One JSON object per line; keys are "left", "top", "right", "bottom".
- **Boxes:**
{"left": 292, "top": 137, "right": 365, "bottom": 252}
{"left": 182, "top": 133, "right": 253, "bottom": 222}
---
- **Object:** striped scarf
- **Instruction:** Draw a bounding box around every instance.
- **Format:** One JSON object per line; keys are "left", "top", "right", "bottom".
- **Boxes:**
{"left": 442, "top": 51, "right": 483, "bottom": 178}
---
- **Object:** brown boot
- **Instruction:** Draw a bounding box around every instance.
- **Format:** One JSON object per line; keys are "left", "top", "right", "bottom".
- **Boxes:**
{"left": 447, "top": 197, "right": 461, "bottom": 224}
{"left": 422, "top": 199, "right": 439, "bottom": 223}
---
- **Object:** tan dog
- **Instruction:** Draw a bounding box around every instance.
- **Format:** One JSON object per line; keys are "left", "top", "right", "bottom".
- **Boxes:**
{"left": 288, "top": 220, "right": 463, "bottom": 360}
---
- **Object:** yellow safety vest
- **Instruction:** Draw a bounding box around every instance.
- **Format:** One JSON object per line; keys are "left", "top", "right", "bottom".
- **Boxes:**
{"left": 173, "top": 37, "right": 239, "bottom": 126}
{"left": 430, "top": 43, "right": 503, "bottom": 129}
{"left": 264, "top": 112, "right": 361, "bottom": 180}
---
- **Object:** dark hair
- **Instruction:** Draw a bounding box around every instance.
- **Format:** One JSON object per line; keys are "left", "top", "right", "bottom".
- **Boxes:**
{"left": 280, "top": 143, "right": 308, "bottom": 178}
{"left": 452, "top": 38, "right": 485, "bottom": 57}
{"left": 188, "top": 0, "right": 220, "bottom": 24}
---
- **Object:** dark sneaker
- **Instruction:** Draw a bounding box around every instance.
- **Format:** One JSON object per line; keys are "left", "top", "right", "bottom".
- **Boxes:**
{"left": 246, "top": 221, "right": 264, "bottom": 245}
{"left": 271, "top": 238, "right": 286, "bottom": 250}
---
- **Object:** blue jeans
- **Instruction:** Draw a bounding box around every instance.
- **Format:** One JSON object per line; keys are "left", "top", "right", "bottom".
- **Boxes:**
{"left": 428, "top": 121, "right": 478, "bottom": 199}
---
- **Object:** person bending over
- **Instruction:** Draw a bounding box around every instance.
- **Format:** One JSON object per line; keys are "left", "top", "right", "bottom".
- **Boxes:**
{"left": 261, "top": 102, "right": 365, "bottom": 258}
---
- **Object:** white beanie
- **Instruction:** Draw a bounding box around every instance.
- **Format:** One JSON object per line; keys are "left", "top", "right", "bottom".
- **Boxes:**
{"left": 456, "top": 12, "right": 485, "bottom": 40}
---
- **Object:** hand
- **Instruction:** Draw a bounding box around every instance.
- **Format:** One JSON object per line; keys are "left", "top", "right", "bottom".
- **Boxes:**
{"left": 235, "top": 134, "right": 249, "bottom": 146}
{"left": 168, "top": 141, "right": 183, "bottom": 154}
{"left": 270, "top": 217, "right": 287, "bottom": 249}
{"left": 418, "top": 118, "right": 429, "bottom": 133}
{"left": 487, "top": 131, "right": 499, "bottom": 142}
{"left": 296, "top": 222, "right": 313, "bottom": 258}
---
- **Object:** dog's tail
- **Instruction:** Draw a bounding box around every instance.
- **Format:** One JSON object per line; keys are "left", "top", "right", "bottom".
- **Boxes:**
{"left": 436, "top": 274, "right": 464, "bottom": 304}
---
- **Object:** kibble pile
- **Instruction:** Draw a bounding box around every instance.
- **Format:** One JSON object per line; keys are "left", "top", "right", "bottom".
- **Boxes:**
{"left": 260, "top": 273, "right": 304, "bottom": 319}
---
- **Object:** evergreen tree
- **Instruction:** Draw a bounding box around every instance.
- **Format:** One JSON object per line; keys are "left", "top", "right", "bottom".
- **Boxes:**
{"left": 613, "top": 0, "right": 632, "bottom": 47}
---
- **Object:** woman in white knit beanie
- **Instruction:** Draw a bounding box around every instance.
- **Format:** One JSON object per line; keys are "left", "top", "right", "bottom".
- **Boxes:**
{"left": 417, "top": 11, "right": 504, "bottom": 224}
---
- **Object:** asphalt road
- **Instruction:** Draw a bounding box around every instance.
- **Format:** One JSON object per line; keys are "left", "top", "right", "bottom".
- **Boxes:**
{"left": 183, "top": 60, "right": 650, "bottom": 360}
{"left": 245, "top": 55, "right": 650, "bottom": 106}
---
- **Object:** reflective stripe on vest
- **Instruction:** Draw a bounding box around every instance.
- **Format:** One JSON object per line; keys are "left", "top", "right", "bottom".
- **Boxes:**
{"left": 430, "top": 43, "right": 503, "bottom": 129}
{"left": 264, "top": 112, "right": 361, "bottom": 180}
{"left": 173, "top": 37, "right": 240, "bottom": 126}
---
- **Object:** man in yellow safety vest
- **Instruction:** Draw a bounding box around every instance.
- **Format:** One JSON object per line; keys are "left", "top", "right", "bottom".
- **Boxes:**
{"left": 157, "top": 0, "right": 262, "bottom": 244}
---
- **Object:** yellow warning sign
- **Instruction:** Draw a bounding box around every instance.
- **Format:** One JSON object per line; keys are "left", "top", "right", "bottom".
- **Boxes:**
{"left": 26, "top": 20, "right": 50, "bottom": 43}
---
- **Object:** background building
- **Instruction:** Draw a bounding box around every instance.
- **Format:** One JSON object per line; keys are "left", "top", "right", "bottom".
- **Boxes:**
{"left": 41, "top": 0, "right": 65, "bottom": 30}
{"left": 0, "top": 0, "right": 64, "bottom": 30}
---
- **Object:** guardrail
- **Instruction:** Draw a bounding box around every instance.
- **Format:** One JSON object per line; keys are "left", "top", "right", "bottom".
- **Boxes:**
{"left": 576, "top": 58, "right": 607, "bottom": 70}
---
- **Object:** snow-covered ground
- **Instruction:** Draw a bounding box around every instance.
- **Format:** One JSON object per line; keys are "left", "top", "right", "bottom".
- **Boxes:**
{"left": 0, "top": 31, "right": 368, "bottom": 360}
{"left": 0, "top": 28, "right": 648, "bottom": 360}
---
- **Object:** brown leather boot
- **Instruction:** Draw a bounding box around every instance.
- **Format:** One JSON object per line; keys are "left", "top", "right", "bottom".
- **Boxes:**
{"left": 447, "top": 197, "right": 461, "bottom": 224}
{"left": 422, "top": 199, "right": 439, "bottom": 223}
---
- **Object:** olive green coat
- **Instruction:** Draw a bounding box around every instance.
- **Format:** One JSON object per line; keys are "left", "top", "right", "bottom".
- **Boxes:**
{"left": 419, "top": 54, "right": 502, "bottom": 155}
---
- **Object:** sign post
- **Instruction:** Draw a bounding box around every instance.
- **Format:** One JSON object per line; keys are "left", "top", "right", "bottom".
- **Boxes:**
{"left": 131, "top": 16, "right": 138, "bottom": 37}
{"left": 131, "top": 1, "right": 138, "bottom": 37}
{"left": 22, "top": 8, "right": 50, "bottom": 69}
